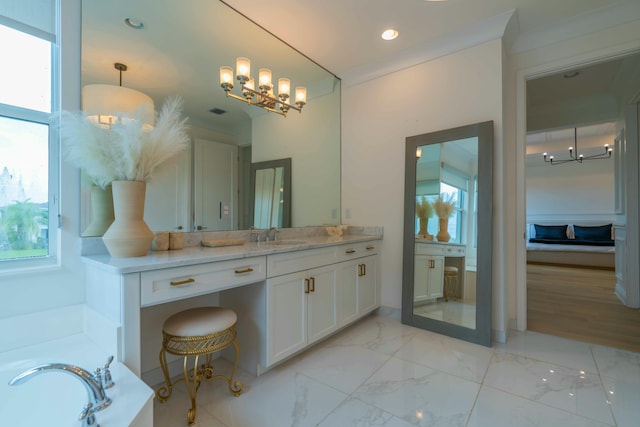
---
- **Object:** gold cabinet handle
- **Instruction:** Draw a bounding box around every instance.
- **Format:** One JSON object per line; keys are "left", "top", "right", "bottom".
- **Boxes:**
{"left": 310, "top": 277, "right": 315, "bottom": 292}
{"left": 358, "top": 264, "right": 364, "bottom": 277}
{"left": 235, "top": 267, "right": 254, "bottom": 274}
{"left": 170, "top": 278, "right": 195, "bottom": 286}
{"left": 304, "top": 278, "right": 310, "bottom": 294}
{"left": 363, "top": 264, "right": 367, "bottom": 276}
{"left": 366, "top": 245, "right": 375, "bottom": 250}
{"left": 345, "top": 249, "right": 356, "bottom": 254}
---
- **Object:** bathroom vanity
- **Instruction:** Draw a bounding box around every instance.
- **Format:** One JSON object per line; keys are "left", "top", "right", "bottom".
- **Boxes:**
{"left": 82, "top": 229, "right": 381, "bottom": 382}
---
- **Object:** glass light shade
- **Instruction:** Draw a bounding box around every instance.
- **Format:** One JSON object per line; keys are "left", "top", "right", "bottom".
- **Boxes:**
{"left": 236, "top": 57, "right": 250, "bottom": 79}
{"left": 258, "top": 68, "right": 272, "bottom": 86}
{"left": 82, "top": 84, "right": 155, "bottom": 129}
{"left": 416, "top": 147, "right": 422, "bottom": 158}
{"left": 220, "top": 66, "right": 233, "bottom": 85}
{"left": 278, "top": 78, "right": 290, "bottom": 97}
{"left": 295, "top": 86, "right": 307, "bottom": 104}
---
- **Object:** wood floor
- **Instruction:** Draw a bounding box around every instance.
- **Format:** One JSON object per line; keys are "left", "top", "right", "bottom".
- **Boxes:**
{"left": 527, "top": 263, "right": 640, "bottom": 353}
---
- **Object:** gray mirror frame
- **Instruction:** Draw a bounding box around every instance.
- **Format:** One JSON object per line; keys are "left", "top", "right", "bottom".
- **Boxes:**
{"left": 249, "top": 158, "right": 292, "bottom": 228}
{"left": 401, "top": 121, "right": 493, "bottom": 347}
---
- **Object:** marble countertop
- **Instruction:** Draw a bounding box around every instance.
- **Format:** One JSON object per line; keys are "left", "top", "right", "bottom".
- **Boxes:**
{"left": 82, "top": 233, "right": 381, "bottom": 274}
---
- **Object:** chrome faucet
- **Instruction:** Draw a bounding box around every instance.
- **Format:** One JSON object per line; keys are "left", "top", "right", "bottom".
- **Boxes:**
{"left": 9, "top": 357, "right": 114, "bottom": 427}
{"left": 267, "top": 227, "right": 279, "bottom": 241}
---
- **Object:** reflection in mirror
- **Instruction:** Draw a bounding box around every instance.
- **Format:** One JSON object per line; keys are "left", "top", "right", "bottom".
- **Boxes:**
{"left": 402, "top": 121, "right": 493, "bottom": 347}
{"left": 249, "top": 158, "right": 291, "bottom": 228}
{"left": 80, "top": 0, "right": 340, "bottom": 236}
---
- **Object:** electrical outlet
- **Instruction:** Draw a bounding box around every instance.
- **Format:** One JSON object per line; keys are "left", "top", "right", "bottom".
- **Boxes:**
{"left": 345, "top": 208, "right": 351, "bottom": 219}
{"left": 332, "top": 208, "right": 337, "bottom": 219}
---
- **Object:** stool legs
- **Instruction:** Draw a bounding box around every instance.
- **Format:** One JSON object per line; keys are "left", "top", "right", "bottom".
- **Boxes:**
{"left": 155, "top": 337, "right": 243, "bottom": 425}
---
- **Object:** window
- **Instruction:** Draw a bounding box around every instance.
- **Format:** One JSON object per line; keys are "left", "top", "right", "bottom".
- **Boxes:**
{"left": 0, "top": 13, "right": 59, "bottom": 267}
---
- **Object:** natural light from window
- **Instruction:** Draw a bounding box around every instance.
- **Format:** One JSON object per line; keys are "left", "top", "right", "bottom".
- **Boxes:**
{"left": 0, "top": 23, "right": 52, "bottom": 261}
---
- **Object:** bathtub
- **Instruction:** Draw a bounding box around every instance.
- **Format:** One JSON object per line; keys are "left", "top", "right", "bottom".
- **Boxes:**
{"left": 0, "top": 334, "right": 154, "bottom": 426}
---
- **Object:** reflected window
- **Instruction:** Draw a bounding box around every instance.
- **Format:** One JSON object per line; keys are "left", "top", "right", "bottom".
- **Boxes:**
{"left": 416, "top": 182, "right": 467, "bottom": 244}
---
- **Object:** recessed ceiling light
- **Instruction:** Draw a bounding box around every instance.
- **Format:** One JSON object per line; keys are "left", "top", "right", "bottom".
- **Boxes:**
{"left": 381, "top": 29, "right": 398, "bottom": 41}
{"left": 124, "top": 18, "right": 144, "bottom": 29}
{"left": 563, "top": 71, "right": 580, "bottom": 79}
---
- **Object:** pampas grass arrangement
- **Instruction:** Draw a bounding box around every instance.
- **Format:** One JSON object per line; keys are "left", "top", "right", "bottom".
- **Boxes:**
{"left": 433, "top": 193, "right": 457, "bottom": 219}
{"left": 415, "top": 196, "right": 433, "bottom": 219}
{"left": 58, "top": 96, "right": 190, "bottom": 187}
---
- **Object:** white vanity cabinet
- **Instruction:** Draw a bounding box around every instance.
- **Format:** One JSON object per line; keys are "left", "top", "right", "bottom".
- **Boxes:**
{"left": 263, "top": 241, "right": 380, "bottom": 368}
{"left": 339, "top": 243, "right": 379, "bottom": 326}
{"left": 414, "top": 241, "right": 466, "bottom": 303}
{"left": 265, "top": 263, "right": 339, "bottom": 365}
{"left": 414, "top": 254, "right": 445, "bottom": 302}
{"left": 83, "top": 235, "right": 381, "bottom": 380}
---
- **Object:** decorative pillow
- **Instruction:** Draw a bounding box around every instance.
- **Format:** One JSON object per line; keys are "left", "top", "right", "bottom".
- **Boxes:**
{"left": 573, "top": 224, "right": 613, "bottom": 241}
{"left": 533, "top": 224, "right": 569, "bottom": 240}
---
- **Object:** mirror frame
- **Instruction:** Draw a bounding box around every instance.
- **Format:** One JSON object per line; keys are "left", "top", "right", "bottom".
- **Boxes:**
{"left": 249, "top": 158, "right": 292, "bottom": 228}
{"left": 401, "top": 121, "right": 493, "bottom": 347}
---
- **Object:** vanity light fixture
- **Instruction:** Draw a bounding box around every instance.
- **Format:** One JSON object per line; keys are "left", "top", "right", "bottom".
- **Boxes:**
{"left": 416, "top": 147, "right": 422, "bottom": 159}
{"left": 542, "top": 127, "right": 612, "bottom": 165}
{"left": 219, "top": 57, "right": 306, "bottom": 117}
{"left": 82, "top": 63, "right": 154, "bottom": 129}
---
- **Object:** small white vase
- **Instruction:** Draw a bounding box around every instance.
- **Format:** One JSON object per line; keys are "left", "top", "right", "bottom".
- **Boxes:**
{"left": 83, "top": 184, "right": 114, "bottom": 237}
{"left": 102, "top": 180, "right": 154, "bottom": 257}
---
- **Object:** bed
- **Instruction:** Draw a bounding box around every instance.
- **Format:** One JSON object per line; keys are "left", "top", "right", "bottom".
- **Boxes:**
{"left": 526, "top": 223, "right": 615, "bottom": 268}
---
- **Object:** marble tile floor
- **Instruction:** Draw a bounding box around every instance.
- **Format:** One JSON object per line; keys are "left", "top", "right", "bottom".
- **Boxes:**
{"left": 153, "top": 313, "right": 640, "bottom": 427}
{"left": 413, "top": 300, "right": 476, "bottom": 330}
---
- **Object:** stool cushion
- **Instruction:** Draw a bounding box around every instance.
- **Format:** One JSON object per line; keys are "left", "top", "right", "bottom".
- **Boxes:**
{"left": 163, "top": 307, "right": 237, "bottom": 337}
{"left": 444, "top": 266, "right": 458, "bottom": 273}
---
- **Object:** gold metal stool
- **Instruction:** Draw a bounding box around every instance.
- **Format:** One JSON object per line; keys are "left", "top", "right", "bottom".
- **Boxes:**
{"left": 444, "top": 266, "right": 459, "bottom": 302}
{"left": 156, "top": 306, "right": 243, "bottom": 425}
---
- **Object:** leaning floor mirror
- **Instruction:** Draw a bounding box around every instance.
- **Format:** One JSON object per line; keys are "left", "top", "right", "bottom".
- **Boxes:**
{"left": 401, "top": 121, "right": 493, "bottom": 346}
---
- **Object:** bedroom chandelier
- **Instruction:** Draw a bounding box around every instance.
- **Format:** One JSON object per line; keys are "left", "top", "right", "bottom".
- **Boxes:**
{"left": 219, "top": 57, "right": 307, "bottom": 118}
{"left": 542, "top": 128, "right": 612, "bottom": 165}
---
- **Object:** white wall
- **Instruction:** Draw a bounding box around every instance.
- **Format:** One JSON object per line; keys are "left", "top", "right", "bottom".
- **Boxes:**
{"left": 252, "top": 89, "right": 341, "bottom": 227}
{"left": 526, "top": 158, "right": 614, "bottom": 218}
{"left": 341, "top": 39, "right": 505, "bottom": 335}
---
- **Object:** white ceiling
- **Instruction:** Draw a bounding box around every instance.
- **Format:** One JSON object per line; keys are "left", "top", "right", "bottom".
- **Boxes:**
{"left": 223, "top": 0, "right": 637, "bottom": 81}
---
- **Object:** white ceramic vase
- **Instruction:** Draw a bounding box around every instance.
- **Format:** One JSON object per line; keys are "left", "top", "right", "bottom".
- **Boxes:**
{"left": 102, "top": 180, "right": 154, "bottom": 257}
{"left": 83, "top": 184, "right": 114, "bottom": 237}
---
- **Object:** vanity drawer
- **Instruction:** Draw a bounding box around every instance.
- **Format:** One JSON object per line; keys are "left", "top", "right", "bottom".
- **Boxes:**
{"left": 444, "top": 246, "right": 465, "bottom": 256}
{"left": 415, "top": 242, "right": 465, "bottom": 257}
{"left": 267, "top": 246, "right": 340, "bottom": 277}
{"left": 141, "top": 256, "right": 266, "bottom": 307}
{"left": 339, "top": 241, "right": 379, "bottom": 261}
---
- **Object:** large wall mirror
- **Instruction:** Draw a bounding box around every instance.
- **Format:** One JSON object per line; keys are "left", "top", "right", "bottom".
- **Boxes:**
{"left": 80, "top": 0, "right": 341, "bottom": 236}
{"left": 401, "top": 121, "right": 493, "bottom": 346}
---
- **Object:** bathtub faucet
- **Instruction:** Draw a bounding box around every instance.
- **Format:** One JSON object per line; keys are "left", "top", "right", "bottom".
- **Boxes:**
{"left": 9, "top": 358, "right": 114, "bottom": 426}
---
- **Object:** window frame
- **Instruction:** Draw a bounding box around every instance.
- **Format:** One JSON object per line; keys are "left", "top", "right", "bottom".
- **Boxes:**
{"left": 0, "top": 14, "right": 60, "bottom": 274}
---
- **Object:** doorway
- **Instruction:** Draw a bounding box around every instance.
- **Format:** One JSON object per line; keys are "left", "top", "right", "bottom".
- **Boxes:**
{"left": 516, "top": 51, "right": 640, "bottom": 350}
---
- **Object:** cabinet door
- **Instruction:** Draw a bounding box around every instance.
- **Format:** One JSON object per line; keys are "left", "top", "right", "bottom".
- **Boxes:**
{"left": 340, "top": 262, "right": 358, "bottom": 327}
{"left": 414, "top": 255, "right": 431, "bottom": 303}
{"left": 357, "top": 255, "right": 378, "bottom": 314}
{"left": 193, "top": 139, "right": 238, "bottom": 231}
{"left": 414, "top": 255, "right": 444, "bottom": 302}
{"left": 428, "top": 256, "right": 445, "bottom": 299}
{"left": 145, "top": 148, "right": 190, "bottom": 231}
{"left": 307, "top": 264, "right": 339, "bottom": 344}
{"left": 266, "top": 271, "right": 307, "bottom": 365}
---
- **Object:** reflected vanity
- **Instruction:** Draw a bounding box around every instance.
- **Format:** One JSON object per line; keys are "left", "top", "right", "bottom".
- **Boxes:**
{"left": 402, "top": 121, "right": 493, "bottom": 346}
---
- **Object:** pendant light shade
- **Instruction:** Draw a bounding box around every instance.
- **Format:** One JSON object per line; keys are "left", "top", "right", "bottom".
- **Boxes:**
{"left": 82, "top": 84, "right": 155, "bottom": 129}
